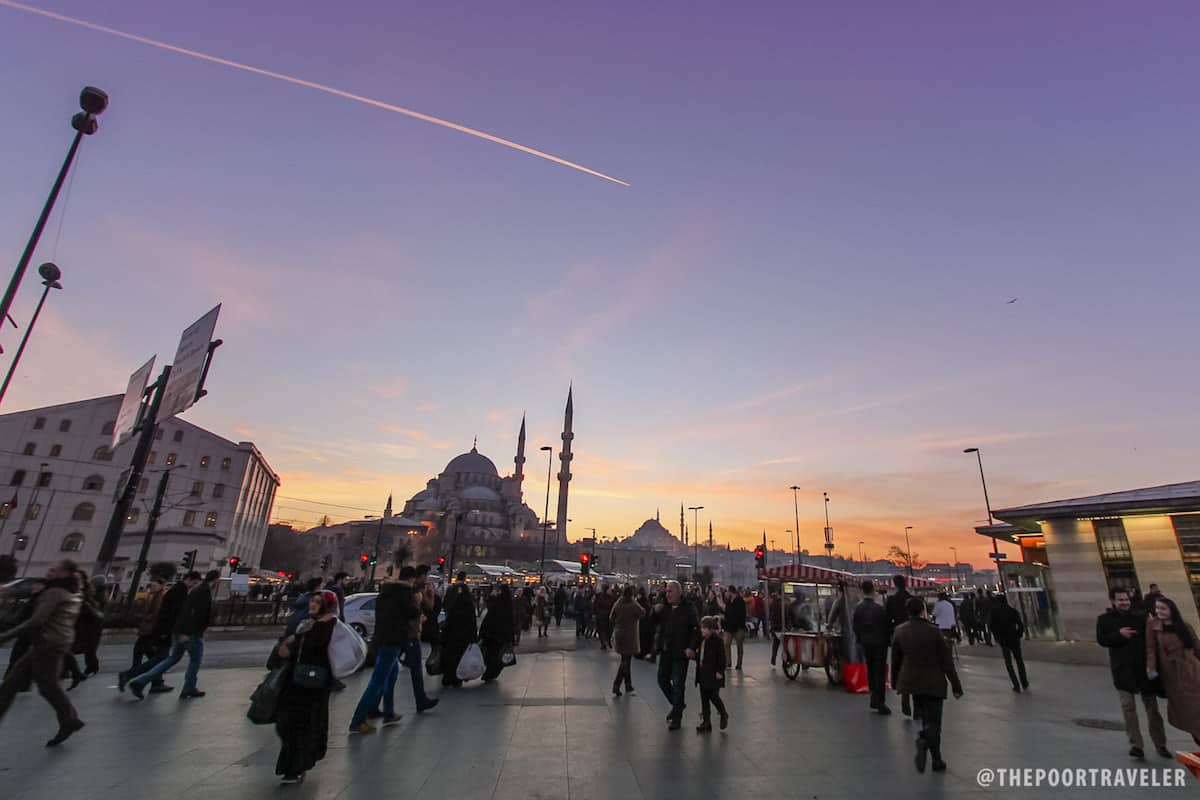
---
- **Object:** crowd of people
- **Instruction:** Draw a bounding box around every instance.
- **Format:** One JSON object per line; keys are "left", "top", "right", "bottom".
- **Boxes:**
{"left": 1, "top": 557, "right": 1198, "bottom": 785}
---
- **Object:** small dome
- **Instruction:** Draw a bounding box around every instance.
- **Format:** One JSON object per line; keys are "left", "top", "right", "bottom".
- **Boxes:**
{"left": 462, "top": 485, "right": 500, "bottom": 501}
{"left": 443, "top": 448, "right": 499, "bottom": 478}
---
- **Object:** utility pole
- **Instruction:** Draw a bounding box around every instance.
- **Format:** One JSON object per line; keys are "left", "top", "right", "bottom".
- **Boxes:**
{"left": 123, "top": 467, "right": 178, "bottom": 611}
{"left": 789, "top": 486, "right": 802, "bottom": 566}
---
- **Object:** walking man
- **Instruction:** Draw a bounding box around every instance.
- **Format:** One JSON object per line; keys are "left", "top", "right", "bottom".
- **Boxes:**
{"left": 959, "top": 592, "right": 978, "bottom": 645}
{"left": 129, "top": 569, "right": 219, "bottom": 699}
{"left": 553, "top": 584, "right": 567, "bottom": 627}
{"left": 976, "top": 589, "right": 994, "bottom": 646}
{"left": 0, "top": 559, "right": 85, "bottom": 746}
{"left": 852, "top": 580, "right": 892, "bottom": 715}
{"left": 884, "top": 575, "right": 914, "bottom": 715}
{"left": 722, "top": 586, "right": 747, "bottom": 670}
{"left": 1097, "top": 587, "right": 1169, "bottom": 759}
{"left": 891, "top": 597, "right": 963, "bottom": 773}
{"left": 655, "top": 580, "right": 699, "bottom": 730}
{"left": 989, "top": 594, "right": 1029, "bottom": 692}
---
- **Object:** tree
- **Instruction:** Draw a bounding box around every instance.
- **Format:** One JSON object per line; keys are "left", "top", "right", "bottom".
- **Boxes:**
{"left": 886, "top": 545, "right": 927, "bottom": 572}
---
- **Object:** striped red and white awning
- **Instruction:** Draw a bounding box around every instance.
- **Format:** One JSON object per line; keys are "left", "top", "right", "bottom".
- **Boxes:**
{"left": 758, "top": 563, "right": 939, "bottom": 591}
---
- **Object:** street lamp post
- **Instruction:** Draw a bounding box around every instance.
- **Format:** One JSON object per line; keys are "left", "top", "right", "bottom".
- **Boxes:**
{"left": 688, "top": 506, "right": 703, "bottom": 574}
{"left": 964, "top": 447, "right": 1002, "bottom": 581}
{"left": 823, "top": 491, "right": 833, "bottom": 568}
{"left": 858, "top": 541, "right": 865, "bottom": 569}
{"left": 904, "top": 526, "right": 914, "bottom": 578}
{"left": 539, "top": 446, "right": 553, "bottom": 582}
{"left": 0, "top": 263, "right": 62, "bottom": 406}
{"left": 1, "top": 88, "right": 106, "bottom": 350}
{"left": 950, "top": 546, "right": 959, "bottom": 587}
{"left": 789, "top": 486, "right": 802, "bottom": 565}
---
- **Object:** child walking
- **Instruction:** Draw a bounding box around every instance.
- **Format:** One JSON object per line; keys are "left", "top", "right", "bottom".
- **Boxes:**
{"left": 695, "top": 616, "right": 729, "bottom": 732}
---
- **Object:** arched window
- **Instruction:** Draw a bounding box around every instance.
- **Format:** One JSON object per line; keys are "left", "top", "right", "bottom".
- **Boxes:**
{"left": 82, "top": 474, "right": 105, "bottom": 492}
{"left": 61, "top": 533, "right": 84, "bottom": 552}
{"left": 71, "top": 502, "right": 96, "bottom": 522}
{"left": 93, "top": 446, "right": 113, "bottom": 462}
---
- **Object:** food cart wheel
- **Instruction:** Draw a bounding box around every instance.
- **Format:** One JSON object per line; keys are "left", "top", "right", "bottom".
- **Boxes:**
{"left": 824, "top": 649, "right": 843, "bottom": 685}
{"left": 782, "top": 655, "right": 801, "bottom": 681}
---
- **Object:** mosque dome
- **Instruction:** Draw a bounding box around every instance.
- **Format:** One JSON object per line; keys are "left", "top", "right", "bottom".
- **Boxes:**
{"left": 443, "top": 447, "right": 499, "bottom": 477}
{"left": 461, "top": 485, "right": 501, "bottom": 501}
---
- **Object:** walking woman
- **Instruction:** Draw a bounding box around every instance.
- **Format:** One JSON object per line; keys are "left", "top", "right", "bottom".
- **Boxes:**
{"left": 638, "top": 589, "right": 655, "bottom": 661}
{"left": 441, "top": 573, "right": 478, "bottom": 688}
{"left": 1145, "top": 596, "right": 1200, "bottom": 746}
{"left": 480, "top": 585, "right": 515, "bottom": 682}
{"left": 610, "top": 585, "right": 645, "bottom": 696}
{"left": 274, "top": 590, "right": 338, "bottom": 784}
{"left": 63, "top": 570, "right": 103, "bottom": 689}
{"left": 534, "top": 588, "right": 550, "bottom": 638}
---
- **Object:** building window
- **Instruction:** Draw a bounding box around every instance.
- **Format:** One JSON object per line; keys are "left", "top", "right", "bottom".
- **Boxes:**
{"left": 33, "top": 416, "right": 46, "bottom": 430}
{"left": 139, "top": 478, "right": 149, "bottom": 493}
{"left": 126, "top": 508, "right": 140, "bottom": 525}
{"left": 10, "top": 470, "right": 25, "bottom": 487}
{"left": 200, "top": 456, "right": 210, "bottom": 469}
{"left": 0, "top": 502, "right": 10, "bottom": 519}
{"left": 82, "top": 475, "right": 105, "bottom": 492}
{"left": 37, "top": 471, "right": 52, "bottom": 488}
{"left": 191, "top": 481, "right": 204, "bottom": 497}
{"left": 101, "top": 420, "right": 115, "bottom": 436}
{"left": 26, "top": 504, "right": 41, "bottom": 521}
{"left": 220, "top": 457, "right": 231, "bottom": 471}
{"left": 22, "top": 442, "right": 35, "bottom": 456}
{"left": 93, "top": 446, "right": 113, "bottom": 461}
{"left": 58, "top": 419, "right": 71, "bottom": 433}
{"left": 148, "top": 451, "right": 157, "bottom": 465}
{"left": 173, "top": 430, "right": 183, "bottom": 443}
{"left": 155, "top": 428, "right": 163, "bottom": 440}
{"left": 183, "top": 510, "right": 196, "bottom": 527}
{"left": 1171, "top": 515, "right": 1200, "bottom": 618}
{"left": 165, "top": 453, "right": 177, "bottom": 466}
{"left": 205, "top": 512, "right": 218, "bottom": 527}
{"left": 61, "top": 533, "right": 84, "bottom": 553}
{"left": 212, "top": 483, "right": 225, "bottom": 499}
{"left": 50, "top": 444, "right": 62, "bottom": 457}
{"left": 1093, "top": 519, "right": 1140, "bottom": 594}
{"left": 71, "top": 502, "right": 96, "bottom": 522}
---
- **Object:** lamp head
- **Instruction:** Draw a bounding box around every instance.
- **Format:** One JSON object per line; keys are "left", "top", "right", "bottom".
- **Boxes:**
{"left": 963, "top": 447, "right": 979, "bottom": 454}
{"left": 79, "top": 86, "right": 108, "bottom": 115}
{"left": 539, "top": 446, "right": 552, "bottom": 452}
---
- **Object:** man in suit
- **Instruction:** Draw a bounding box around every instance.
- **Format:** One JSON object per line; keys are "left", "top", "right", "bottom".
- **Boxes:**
{"left": 852, "top": 580, "right": 892, "bottom": 715}
{"left": 884, "top": 574, "right": 914, "bottom": 716}
{"left": 891, "top": 596, "right": 964, "bottom": 773}
{"left": 989, "top": 594, "right": 1029, "bottom": 692}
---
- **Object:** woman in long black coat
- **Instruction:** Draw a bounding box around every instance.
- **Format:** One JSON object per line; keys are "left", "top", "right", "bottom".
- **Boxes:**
{"left": 274, "top": 590, "right": 338, "bottom": 784}
{"left": 441, "top": 580, "right": 479, "bottom": 687}
{"left": 637, "top": 589, "right": 655, "bottom": 660}
{"left": 481, "top": 585, "right": 516, "bottom": 682}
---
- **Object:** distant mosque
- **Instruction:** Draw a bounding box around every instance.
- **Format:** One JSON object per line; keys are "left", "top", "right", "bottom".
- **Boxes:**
{"left": 400, "top": 387, "right": 575, "bottom": 562}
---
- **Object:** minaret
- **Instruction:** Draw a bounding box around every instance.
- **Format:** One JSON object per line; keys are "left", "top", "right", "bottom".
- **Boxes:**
{"left": 514, "top": 414, "right": 527, "bottom": 486}
{"left": 554, "top": 386, "right": 573, "bottom": 545}
{"left": 708, "top": 520, "right": 713, "bottom": 550}
{"left": 680, "top": 503, "right": 686, "bottom": 545}
{"left": 384, "top": 494, "right": 393, "bottom": 520}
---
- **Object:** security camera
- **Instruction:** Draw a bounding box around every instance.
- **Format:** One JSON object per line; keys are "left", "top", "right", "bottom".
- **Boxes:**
{"left": 79, "top": 86, "right": 108, "bottom": 115}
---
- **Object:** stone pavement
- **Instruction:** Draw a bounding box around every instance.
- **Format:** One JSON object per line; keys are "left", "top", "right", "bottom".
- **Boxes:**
{"left": 0, "top": 627, "right": 1195, "bottom": 800}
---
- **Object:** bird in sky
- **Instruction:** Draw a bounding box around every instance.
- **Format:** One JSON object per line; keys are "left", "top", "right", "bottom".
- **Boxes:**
{"left": 1006, "top": 298, "right": 1019, "bottom": 304}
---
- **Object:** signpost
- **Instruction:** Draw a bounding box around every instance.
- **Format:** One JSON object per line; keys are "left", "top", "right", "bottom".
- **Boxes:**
{"left": 988, "top": 552, "right": 1008, "bottom": 560}
{"left": 112, "top": 356, "right": 154, "bottom": 449}
{"left": 159, "top": 305, "right": 220, "bottom": 419}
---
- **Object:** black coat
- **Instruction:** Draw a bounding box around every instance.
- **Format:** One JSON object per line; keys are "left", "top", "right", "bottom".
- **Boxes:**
{"left": 1096, "top": 608, "right": 1156, "bottom": 693}
{"left": 375, "top": 583, "right": 419, "bottom": 647}
{"left": 655, "top": 601, "right": 700, "bottom": 658}
{"left": 891, "top": 618, "right": 963, "bottom": 699}
{"left": 480, "top": 593, "right": 515, "bottom": 645}
{"left": 695, "top": 635, "right": 726, "bottom": 690}
{"left": 724, "top": 595, "right": 747, "bottom": 630}
{"left": 989, "top": 602, "right": 1025, "bottom": 647}
{"left": 174, "top": 582, "right": 213, "bottom": 636}
{"left": 852, "top": 597, "right": 890, "bottom": 648}
{"left": 884, "top": 589, "right": 912, "bottom": 640}
{"left": 152, "top": 581, "right": 188, "bottom": 638}
{"left": 441, "top": 585, "right": 477, "bottom": 649}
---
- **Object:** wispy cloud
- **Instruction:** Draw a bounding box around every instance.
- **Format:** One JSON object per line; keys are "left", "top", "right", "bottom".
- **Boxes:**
{"left": 369, "top": 379, "right": 407, "bottom": 400}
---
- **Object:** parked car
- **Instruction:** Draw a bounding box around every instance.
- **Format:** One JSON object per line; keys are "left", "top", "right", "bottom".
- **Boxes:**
{"left": 0, "top": 578, "right": 44, "bottom": 597}
{"left": 343, "top": 592, "right": 378, "bottom": 639}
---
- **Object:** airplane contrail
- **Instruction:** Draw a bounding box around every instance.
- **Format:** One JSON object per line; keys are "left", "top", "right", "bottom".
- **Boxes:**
{"left": 0, "top": 0, "right": 629, "bottom": 186}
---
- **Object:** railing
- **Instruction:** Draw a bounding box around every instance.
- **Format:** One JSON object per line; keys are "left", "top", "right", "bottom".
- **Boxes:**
{"left": 1, "top": 593, "right": 293, "bottom": 631}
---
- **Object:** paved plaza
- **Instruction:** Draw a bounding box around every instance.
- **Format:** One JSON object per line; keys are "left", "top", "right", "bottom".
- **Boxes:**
{"left": 1, "top": 628, "right": 1196, "bottom": 800}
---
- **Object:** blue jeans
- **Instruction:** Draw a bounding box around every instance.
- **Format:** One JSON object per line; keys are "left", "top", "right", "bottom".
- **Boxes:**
{"left": 657, "top": 653, "right": 689, "bottom": 720}
{"left": 350, "top": 645, "right": 401, "bottom": 726}
{"left": 401, "top": 639, "right": 430, "bottom": 705}
{"left": 132, "top": 635, "right": 204, "bottom": 692}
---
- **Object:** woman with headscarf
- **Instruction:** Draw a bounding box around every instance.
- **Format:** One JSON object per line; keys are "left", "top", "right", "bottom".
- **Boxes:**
{"left": 610, "top": 585, "right": 645, "bottom": 696}
{"left": 637, "top": 588, "right": 655, "bottom": 661}
{"left": 273, "top": 589, "right": 338, "bottom": 784}
{"left": 441, "top": 574, "right": 478, "bottom": 688}
{"left": 480, "top": 585, "right": 516, "bottom": 682}
{"left": 1145, "top": 596, "right": 1200, "bottom": 746}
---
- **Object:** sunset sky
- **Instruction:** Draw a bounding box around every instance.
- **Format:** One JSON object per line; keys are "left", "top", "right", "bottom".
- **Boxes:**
{"left": 1, "top": 2, "right": 1197, "bottom": 567}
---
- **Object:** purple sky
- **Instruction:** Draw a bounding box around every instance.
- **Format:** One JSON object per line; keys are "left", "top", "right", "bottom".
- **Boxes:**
{"left": 1, "top": 1, "right": 1197, "bottom": 564}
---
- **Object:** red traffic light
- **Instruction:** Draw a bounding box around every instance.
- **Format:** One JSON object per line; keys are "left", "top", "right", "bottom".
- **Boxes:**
{"left": 754, "top": 546, "right": 764, "bottom": 558}
{"left": 437, "top": 556, "right": 446, "bottom": 565}
{"left": 360, "top": 554, "right": 370, "bottom": 564}
{"left": 277, "top": 571, "right": 286, "bottom": 578}
{"left": 228, "top": 556, "right": 240, "bottom": 568}
{"left": 579, "top": 552, "right": 590, "bottom": 564}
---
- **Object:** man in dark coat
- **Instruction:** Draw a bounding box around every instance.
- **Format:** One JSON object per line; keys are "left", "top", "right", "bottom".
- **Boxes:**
{"left": 120, "top": 573, "right": 191, "bottom": 694}
{"left": 769, "top": 593, "right": 784, "bottom": 666}
{"left": 959, "top": 593, "right": 978, "bottom": 645}
{"left": 722, "top": 586, "right": 747, "bottom": 670}
{"left": 655, "top": 580, "right": 700, "bottom": 730}
{"left": 891, "top": 597, "right": 963, "bottom": 773}
{"left": 553, "top": 585, "right": 567, "bottom": 626}
{"left": 852, "top": 580, "right": 892, "bottom": 715}
{"left": 593, "top": 587, "right": 616, "bottom": 651}
{"left": 129, "top": 569, "right": 219, "bottom": 699}
{"left": 884, "top": 575, "right": 914, "bottom": 715}
{"left": 976, "top": 589, "right": 993, "bottom": 645}
{"left": 989, "top": 594, "right": 1028, "bottom": 692}
{"left": 1097, "top": 587, "right": 1168, "bottom": 759}
{"left": 324, "top": 572, "right": 350, "bottom": 621}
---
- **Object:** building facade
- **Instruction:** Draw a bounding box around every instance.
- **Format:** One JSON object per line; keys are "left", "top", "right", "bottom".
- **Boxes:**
{"left": 982, "top": 481, "right": 1200, "bottom": 641}
{"left": 0, "top": 395, "right": 279, "bottom": 587}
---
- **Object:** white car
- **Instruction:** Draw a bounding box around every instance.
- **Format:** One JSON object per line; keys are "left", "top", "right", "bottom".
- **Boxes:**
{"left": 343, "top": 592, "right": 378, "bottom": 639}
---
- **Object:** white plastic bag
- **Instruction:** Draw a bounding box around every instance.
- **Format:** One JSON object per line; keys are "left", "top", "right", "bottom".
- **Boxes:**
{"left": 327, "top": 619, "right": 367, "bottom": 679}
{"left": 456, "top": 642, "right": 485, "bottom": 682}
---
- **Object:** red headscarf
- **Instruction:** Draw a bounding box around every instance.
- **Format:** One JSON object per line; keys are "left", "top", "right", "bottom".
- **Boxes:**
{"left": 316, "top": 590, "right": 339, "bottom": 616}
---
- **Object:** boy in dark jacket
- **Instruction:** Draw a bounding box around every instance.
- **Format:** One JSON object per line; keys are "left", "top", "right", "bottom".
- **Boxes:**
{"left": 1096, "top": 587, "right": 1168, "bottom": 759}
{"left": 695, "top": 616, "right": 728, "bottom": 732}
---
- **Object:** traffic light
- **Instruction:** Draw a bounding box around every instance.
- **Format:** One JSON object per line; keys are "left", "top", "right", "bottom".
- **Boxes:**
{"left": 360, "top": 553, "right": 370, "bottom": 570}
{"left": 228, "top": 556, "right": 240, "bottom": 572}
{"left": 368, "top": 555, "right": 377, "bottom": 567}
{"left": 579, "top": 551, "right": 591, "bottom": 577}
{"left": 754, "top": 545, "right": 766, "bottom": 571}
{"left": 437, "top": 556, "right": 446, "bottom": 573}
{"left": 180, "top": 549, "right": 197, "bottom": 570}
{"left": 319, "top": 555, "right": 331, "bottom": 571}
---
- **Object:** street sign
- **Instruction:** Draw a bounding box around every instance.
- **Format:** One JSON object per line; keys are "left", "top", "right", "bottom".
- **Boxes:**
{"left": 824, "top": 526, "right": 833, "bottom": 545}
{"left": 988, "top": 552, "right": 1008, "bottom": 560}
{"left": 112, "top": 356, "right": 155, "bottom": 448}
{"left": 230, "top": 573, "right": 250, "bottom": 595}
{"left": 159, "top": 304, "right": 221, "bottom": 420}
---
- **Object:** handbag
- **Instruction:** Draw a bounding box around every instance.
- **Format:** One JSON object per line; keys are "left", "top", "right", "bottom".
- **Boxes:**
{"left": 500, "top": 644, "right": 516, "bottom": 667}
{"left": 247, "top": 666, "right": 288, "bottom": 725}
{"left": 292, "top": 662, "right": 330, "bottom": 689}
{"left": 425, "top": 642, "right": 444, "bottom": 676}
